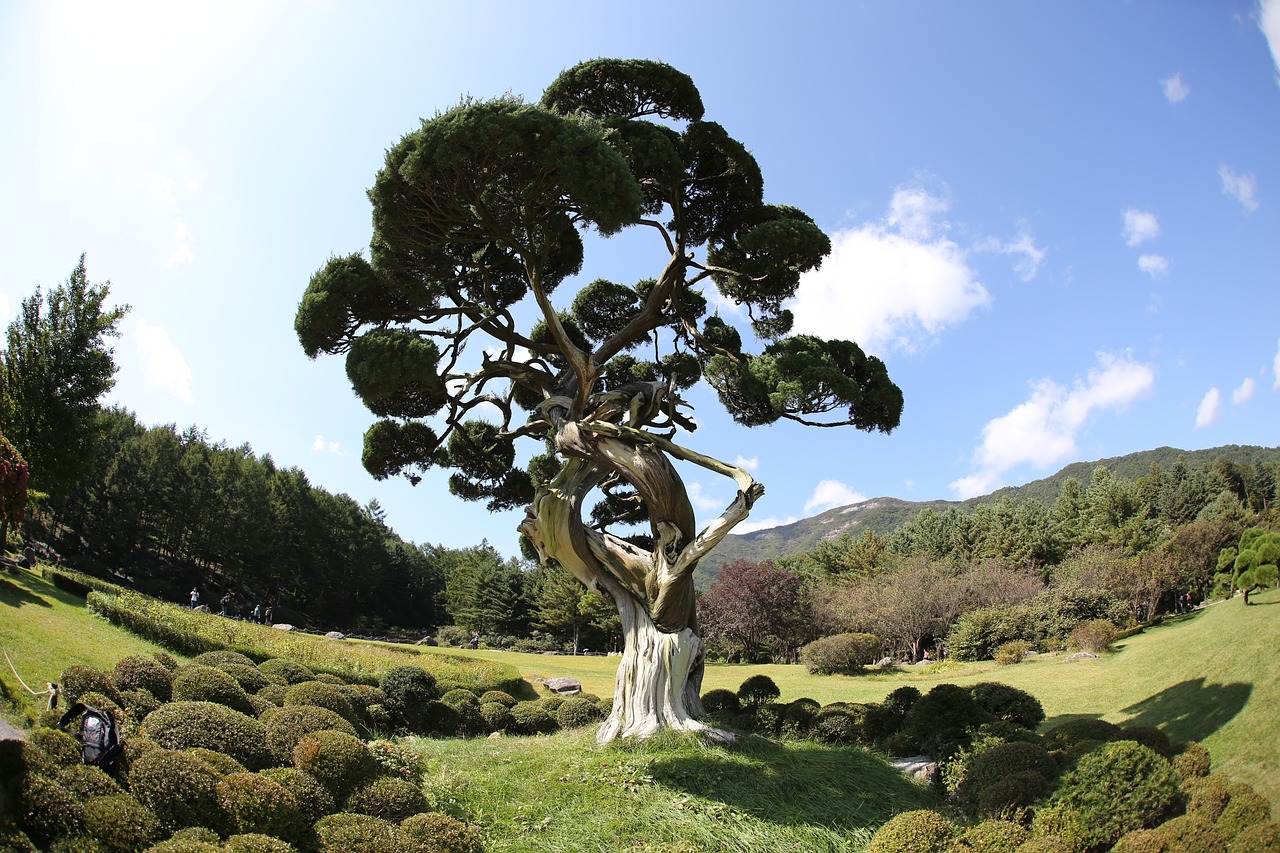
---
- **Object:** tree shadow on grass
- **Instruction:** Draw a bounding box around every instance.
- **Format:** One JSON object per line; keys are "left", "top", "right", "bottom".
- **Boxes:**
{"left": 0, "top": 576, "right": 52, "bottom": 609}
{"left": 642, "top": 734, "right": 937, "bottom": 835}
{"left": 1119, "top": 678, "right": 1251, "bottom": 744}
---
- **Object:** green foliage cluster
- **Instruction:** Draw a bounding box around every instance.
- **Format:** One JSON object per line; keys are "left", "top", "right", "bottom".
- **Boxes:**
{"left": 799, "top": 632, "right": 881, "bottom": 675}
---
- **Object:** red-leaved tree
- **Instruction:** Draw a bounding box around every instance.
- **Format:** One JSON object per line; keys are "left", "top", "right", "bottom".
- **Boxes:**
{"left": 698, "top": 560, "right": 815, "bottom": 663}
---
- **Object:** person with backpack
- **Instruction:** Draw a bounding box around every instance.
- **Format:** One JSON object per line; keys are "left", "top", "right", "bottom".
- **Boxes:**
{"left": 58, "top": 702, "right": 123, "bottom": 775}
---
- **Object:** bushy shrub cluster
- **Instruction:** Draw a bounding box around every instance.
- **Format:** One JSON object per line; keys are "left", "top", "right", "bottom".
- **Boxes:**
{"left": 799, "top": 632, "right": 881, "bottom": 675}
{"left": 946, "top": 586, "right": 1129, "bottom": 662}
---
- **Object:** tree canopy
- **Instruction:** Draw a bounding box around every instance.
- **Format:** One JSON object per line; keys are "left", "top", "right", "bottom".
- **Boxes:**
{"left": 297, "top": 58, "right": 903, "bottom": 741}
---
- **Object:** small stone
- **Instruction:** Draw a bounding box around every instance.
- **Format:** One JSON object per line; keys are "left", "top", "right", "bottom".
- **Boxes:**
{"left": 325, "top": 631, "right": 346, "bottom": 640}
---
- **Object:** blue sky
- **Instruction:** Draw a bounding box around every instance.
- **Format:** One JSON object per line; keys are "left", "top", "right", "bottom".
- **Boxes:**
{"left": 2, "top": 1, "right": 1277, "bottom": 559}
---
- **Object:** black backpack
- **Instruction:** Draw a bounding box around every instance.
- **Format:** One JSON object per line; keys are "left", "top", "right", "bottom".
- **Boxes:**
{"left": 58, "top": 702, "right": 123, "bottom": 772}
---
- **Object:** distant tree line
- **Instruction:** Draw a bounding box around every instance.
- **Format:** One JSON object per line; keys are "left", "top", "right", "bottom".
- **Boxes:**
{"left": 696, "top": 454, "right": 1279, "bottom": 665}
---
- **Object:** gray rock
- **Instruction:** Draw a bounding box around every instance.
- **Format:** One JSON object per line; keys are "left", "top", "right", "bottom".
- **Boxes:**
{"left": 1065, "top": 651, "right": 1099, "bottom": 662}
{"left": 542, "top": 677, "right": 582, "bottom": 695}
{"left": 273, "top": 623, "right": 294, "bottom": 631}
{"left": 890, "top": 756, "right": 938, "bottom": 784}
{"left": 325, "top": 631, "right": 346, "bottom": 640}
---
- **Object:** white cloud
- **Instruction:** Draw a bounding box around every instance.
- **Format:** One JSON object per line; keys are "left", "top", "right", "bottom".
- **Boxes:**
{"left": 167, "top": 219, "right": 196, "bottom": 268}
{"left": 804, "top": 480, "right": 867, "bottom": 514}
{"left": 686, "top": 481, "right": 723, "bottom": 512}
{"left": 978, "top": 225, "right": 1046, "bottom": 282}
{"left": 734, "top": 455, "right": 759, "bottom": 472}
{"left": 790, "top": 185, "right": 990, "bottom": 354}
{"left": 734, "top": 515, "right": 798, "bottom": 535}
{"left": 1195, "top": 388, "right": 1222, "bottom": 428}
{"left": 135, "top": 319, "right": 193, "bottom": 404}
{"left": 1138, "top": 254, "right": 1169, "bottom": 278}
{"left": 949, "top": 352, "right": 1156, "bottom": 498}
{"left": 1232, "top": 377, "right": 1256, "bottom": 405}
{"left": 1123, "top": 209, "right": 1160, "bottom": 246}
{"left": 1219, "top": 164, "right": 1260, "bottom": 213}
{"left": 1261, "top": 0, "right": 1280, "bottom": 85}
{"left": 1161, "top": 72, "right": 1190, "bottom": 104}
{"left": 311, "top": 435, "right": 342, "bottom": 454}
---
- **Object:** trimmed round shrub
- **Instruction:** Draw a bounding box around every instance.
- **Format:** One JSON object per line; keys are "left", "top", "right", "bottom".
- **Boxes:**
{"left": 313, "top": 812, "right": 398, "bottom": 853}
{"left": 381, "top": 666, "right": 439, "bottom": 706}
{"left": 152, "top": 652, "right": 180, "bottom": 671}
{"left": 259, "top": 767, "right": 334, "bottom": 825}
{"left": 1214, "top": 781, "right": 1272, "bottom": 840}
{"left": 60, "top": 664, "right": 123, "bottom": 707}
{"left": 60, "top": 764, "right": 124, "bottom": 800}
{"left": 1013, "top": 840, "right": 1074, "bottom": 853}
{"left": 957, "top": 741, "right": 1057, "bottom": 809}
{"left": 223, "top": 834, "right": 298, "bottom": 853}
{"left": 1041, "top": 718, "right": 1123, "bottom": 753}
{"left": 864, "top": 686, "right": 920, "bottom": 744}
{"left": 782, "top": 698, "right": 820, "bottom": 737}
{"left": 150, "top": 826, "right": 222, "bottom": 850}
{"left": 258, "top": 659, "right": 316, "bottom": 685}
{"left": 31, "top": 726, "right": 82, "bottom": 767}
{"left": 811, "top": 705, "right": 864, "bottom": 744}
{"left": 556, "top": 696, "right": 604, "bottom": 730}
{"left": 345, "top": 776, "right": 429, "bottom": 822}
{"left": 1229, "top": 821, "right": 1280, "bottom": 852}
{"left": 700, "top": 689, "right": 740, "bottom": 714}
{"left": 257, "top": 683, "right": 289, "bottom": 707}
{"left": 128, "top": 748, "right": 225, "bottom": 834}
{"left": 314, "top": 672, "right": 347, "bottom": 685}
{"left": 752, "top": 702, "right": 785, "bottom": 736}
{"left": 1119, "top": 726, "right": 1174, "bottom": 759}
{"left": 0, "top": 821, "right": 35, "bottom": 853}
{"left": 439, "top": 689, "right": 480, "bottom": 710}
{"left": 140, "top": 701, "right": 272, "bottom": 771}
{"left": 195, "top": 650, "right": 258, "bottom": 668}
{"left": 1035, "top": 741, "right": 1179, "bottom": 850}
{"left": 83, "top": 793, "right": 161, "bottom": 852}
{"left": 479, "top": 702, "right": 513, "bottom": 733}
{"left": 1070, "top": 619, "right": 1118, "bottom": 653}
{"left": 537, "top": 696, "right": 566, "bottom": 713}
{"left": 423, "top": 700, "right": 463, "bottom": 737}
{"left": 348, "top": 684, "right": 389, "bottom": 712}
{"left": 509, "top": 701, "right": 557, "bottom": 735}
{"left": 172, "top": 665, "right": 257, "bottom": 716}
{"left": 261, "top": 704, "right": 357, "bottom": 765}
{"left": 120, "top": 687, "right": 163, "bottom": 721}
{"left": 902, "top": 683, "right": 990, "bottom": 759}
{"left": 216, "top": 771, "right": 307, "bottom": 844}
{"left": 187, "top": 747, "right": 248, "bottom": 777}
{"left": 1130, "top": 814, "right": 1226, "bottom": 853}
{"left": 221, "top": 664, "right": 275, "bottom": 695}
{"left": 994, "top": 640, "right": 1031, "bottom": 666}
{"left": 976, "top": 771, "right": 1050, "bottom": 821}
{"left": 800, "top": 632, "right": 881, "bottom": 675}
{"left": 397, "top": 811, "right": 486, "bottom": 853}
{"left": 949, "top": 819, "right": 1029, "bottom": 852}
{"left": 867, "top": 809, "right": 954, "bottom": 853}
{"left": 1174, "top": 741, "right": 1212, "bottom": 780}
{"left": 15, "top": 773, "right": 86, "bottom": 848}
{"left": 367, "top": 740, "right": 426, "bottom": 782}
{"left": 284, "top": 682, "right": 363, "bottom": 730}
{"left": 737, "top": 674, "right": 780, "bottom": 708}
{"left": 477, "top": 690, "right": 516, "bottom": 708}
{"left": 292, "top": 730, "right": 379, "bottom": 801}
{"left": 113, "top": 655, "right": 174, "bottom": 702}
{"left": 968, "top": 683, "right": 1044, "bottom": 729}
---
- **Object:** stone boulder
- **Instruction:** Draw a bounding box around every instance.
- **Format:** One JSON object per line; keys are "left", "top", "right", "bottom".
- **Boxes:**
{"left": 541, "top": 677, "right": 582, "bottom": 696}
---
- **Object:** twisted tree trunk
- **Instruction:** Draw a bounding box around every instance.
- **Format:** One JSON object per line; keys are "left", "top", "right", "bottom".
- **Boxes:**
{"left": 519, "top": 406, "right": 761, "bottom": 744}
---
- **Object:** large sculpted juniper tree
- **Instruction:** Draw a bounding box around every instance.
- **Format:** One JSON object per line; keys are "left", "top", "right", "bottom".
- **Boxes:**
{"left": 296, "top": 60, "right": 902, "bottom": 743}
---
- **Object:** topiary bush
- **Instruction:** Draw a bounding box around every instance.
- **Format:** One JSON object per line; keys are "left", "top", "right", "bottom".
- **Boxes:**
{"left": 14, "top": 772, "right": 87, "bottom": 849}
{"left": 345, "top": 776, "right": 429, "bottom": 823}
{"left": 220, "top": 663, "right": 276, "bottom": 695}
{"left": 292, "top": 730, "right": 379, "bottom": 802}
{"left": 380, "top": 666, "right": 440, "bottom": 733}
{"left": 120, "top": 687, "right": 163, "bottom": 721}
{"left": 112, "top": 655, "right": 174, "bottom": 702}
{"left": 811, "top": 704, "right": 864, "bottom": 744}
{"left": 194, "top": 650, "right": 258, "bottom": 669}
{"left": 752, "top": 702, "right": 785, "bottom": 737}
{"left": 313, "top": 812, "right": 399, "bottom": 853}
{"left": 994, "top": 640, "right": 1031, "bottom": 666}
{"left": 800, "top": 632, "right": 881, "bottom": 675}
{"left": 1228, "top": 821, "right": 1280, "bottom": 852}
{"left": 60, "top": 764, "right": 124, "bottom": 800}
{"left": 968, "top": 683, "right": 1044, "bottom": 729}
{"left": 82, "top": 793, "right": 161, "bottom": 853}
{"left": 1115, "top": 813, "right": 1227, "bottom": 853}
{"left": 508, "top": 701, "right": 557, "bottom": 735}
{"left": 223, "top": 833, "right": 298, "bottom": 853}
{"left": 782, "top": 698, "right": 820, "bottom": 738}
{"left": 901, "top": 683, "right": 990, "bottom": 759}
{"left": 0, "top": 820, "right": 35, "bottom": 853}
{"left": 1174, "top": 741, "right": 1212, "bottom": 780}
{"left": 260, "top": 704, "right": 357, "bottom": 765}
{"left": 258, "top": 659, "right": 316, "bottom": 685}
{"left": 477, "top": 690, "right": 516, "bottom": 708}
{"left": 1069, "top": 618, "right": 1118, "bottom": 653}
{"left": 60, "top": 664, "right": 124, "bottom": 707}
{"left": 537, "top": 696, "right": 566, "bottom": 713}
{"left": 284, "top": 682, "right": 363, "bottom": 730}
{"left": 440, "top": 689, "right": 481, "bottom": 710}
{"left": 367, "top": 740, "right": 426, "bottom": 782}
{"left": 172, "top": 665, "right": 257, "bottom": 716}
{"left": 127, "top": 748, "right": 226, "bottom": 834}
{"left": 422, "top": 700, "right": 463, "bottom": 737}
{"left": 479, "top": 702, "right": 513, "bottom": 734}
{"left": 956, "top": 741, "right": 1057, "bottom": 816}
{"left": 948, "top": 819, "right": 1029, "bottom": 852}
{"left": 700, "top": 689, "right": 740, "bottom": 714}
{"left": 555, "top": 697, "right": 605, "bottom": 730}
{"left": 737, "top": 674, "right": 780, "bottom": 709}
{"left": 259, "top": 766, "right": 334, "bottom": 826}
{"left": 146, "top": 826, "right": 222, "bottom": 852}
{"left": 216, "top": 771, "right": 307, "bottom": 845}
{"left": 140, "top": 701, "right": 272, "bottom": 771}
{"left": 186, "top": 747, "right": 249, "bottom": 777}
{"left": 397, "top": 811, "right": 486, "bottom": 853}
{"left": 1119, "top": 725, "right": 1174, "bottom": 759}
{"left": 867, "top": 809, "right": 954, "bottom": 853}
{"left": 1041, "top": 717, "right": 1123, "bottom": 754}
{"left": 30, "top": 727, "right": 82, "bottom": 767}
{"left": 1033, "top": 740, "right": 1179, "bottom": 851}
{"left": 257, "top": 683, "right": 289, "bottom": 707}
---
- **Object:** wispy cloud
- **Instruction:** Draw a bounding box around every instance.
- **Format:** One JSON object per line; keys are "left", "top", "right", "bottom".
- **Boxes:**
{"left": 790, "top": 183, "right": 990, "bottom": 354}
{"left": 977, "top": 224, "right": 1046, "bottom": 282}
{"left": 1261, "top": 0, "right": 1280, "bottom": 85}
{"left": 1232, "top": 377, "right": 1256, "bottom": 405}
{"left": 734, "top": 515, "right": 798, "bottom": 535}
{"left": 950, "top": 352, "right": 1156, "bottom": 499}
{"left": 1195, "top": 388, "right": 1222, "bottom": 428}
{"left": 311, "top": 435, "right": 342, "bottom": 454}
{"left": 135, "top": 319, "right": 193, "bottom": 404}
{"left": 1160, "top": 72, "right": 1190, "bottom": 104}
{"left": 686, "top": 481, "right": 724, "bottom": 512}
{"left": 1219, "top": 164, "right": 1260, "bottom": 213}
{"left": 804, "top": 480, "right": 867, "bottom": 514}
{"left": 1137, "top": 254, "right": 1169, "bottom": 279}
{"left": 1123, "top": 209, "right": 1160, "bottom": 246}
{"left": 734, "top": 455, "right": 760, "bottom": 472}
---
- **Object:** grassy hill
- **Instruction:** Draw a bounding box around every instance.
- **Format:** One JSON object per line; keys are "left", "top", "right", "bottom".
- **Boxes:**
{"left": 695, "top": 443, "right": 1279, "bottom": 584}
